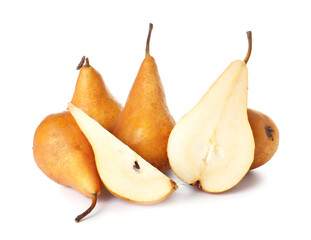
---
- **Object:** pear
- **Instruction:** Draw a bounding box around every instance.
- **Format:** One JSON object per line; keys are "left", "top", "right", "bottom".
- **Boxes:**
{"left": 248, "top": 108, "right": 279, "bottom": 169}
{"left": 234, "top": 35, "right": 279, "bottom": 169}
{"left": 33, "top": 57, "right": 123, "bottom": 222}
{"left": 33, "top": 112, "right": 101, "bottom": 222}
{"left": 69, "top": 103, "right": 177, "bottom": 203}
{"left": 71, "top": 57, "right": 123, "bottom": 131}
{"left": 167, "top": 32, "right": 255, "bottom": 193}
{"left": 111, "top": 23, "right": 175, "bottom": 172}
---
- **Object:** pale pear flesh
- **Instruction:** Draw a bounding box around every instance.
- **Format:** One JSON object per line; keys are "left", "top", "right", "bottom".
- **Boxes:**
{"left": 69, "top": 103, "right": 177, "bottom": 203}
{"left": 167, "top": 60, "right": 255, "bottom": 193}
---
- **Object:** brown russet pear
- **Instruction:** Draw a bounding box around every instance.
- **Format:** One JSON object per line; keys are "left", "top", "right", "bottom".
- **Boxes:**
{"left": 111, "top": 24, "right": 175, "bottom": 173}
{"left": 71, "top": 57, "right": 123, "bottom": 131}
{"left": 33, "top": 57, "right": 123, "bottom": 222}
{"left": 238, "top": 37, "right": 279, "bottom": 170}
{"left": 247, "top": 109, "right": 279, "bottom": 169}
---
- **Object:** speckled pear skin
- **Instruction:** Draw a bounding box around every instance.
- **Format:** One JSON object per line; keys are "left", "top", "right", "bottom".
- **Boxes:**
{"left": 70, "top": 65, "right": 123, "bottom": 131}
{"left": 111, "top": 56, "right": 175, "bottom": 173}
{"left": 33, "top": 111, "right": 102, "bottom": 197}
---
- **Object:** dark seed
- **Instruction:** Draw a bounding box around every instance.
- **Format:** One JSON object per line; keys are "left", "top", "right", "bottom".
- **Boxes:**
{"left": 133, "top": 161, "right": 140, "bottom": 171}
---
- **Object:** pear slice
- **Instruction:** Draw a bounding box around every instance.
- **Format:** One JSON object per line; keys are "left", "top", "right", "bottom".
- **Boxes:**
{"left": 68, "top": 103, "right": 177, "bottom": 203}
{"left": 167, "top": 59, "right": 254, "bottom": 193}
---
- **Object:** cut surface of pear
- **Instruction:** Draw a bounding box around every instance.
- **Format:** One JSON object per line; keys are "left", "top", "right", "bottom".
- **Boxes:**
{"left": 69, "top": 103, "right": 177, "bottom": 203}
{"left": 167, "top": 60, "right": 255, "bottom": 193}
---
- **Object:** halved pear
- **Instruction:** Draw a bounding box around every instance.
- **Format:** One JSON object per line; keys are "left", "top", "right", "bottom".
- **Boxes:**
{"left": 167, "top": 60, "right": 255, "bottom": 193}
{"left": 68, "top": 103, "right": 177, "bottom": 203}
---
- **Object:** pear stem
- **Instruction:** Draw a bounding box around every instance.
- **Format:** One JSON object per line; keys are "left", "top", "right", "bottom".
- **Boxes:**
{"left": 244, "top": 31, "right": 252, "bottom": 64}
{"left": 85, "top": 58, "right": 90, "bottom": 67}
{"left": 145, "top": 23, "right": 153, "bottom": 58}
{"left": 75, "top": 193, "right": 97, "bottom": 223}
{"left": 76, "top": 56, "right": 86, "bottom": 70}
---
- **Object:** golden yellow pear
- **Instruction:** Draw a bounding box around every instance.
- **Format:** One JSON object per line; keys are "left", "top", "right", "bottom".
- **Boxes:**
{"left": 71, "top": 57, "right": 123, "bottom": 131}
{"left": 33, "top": 112, "right": 101, "bottom": 222}
{"left": 33, "top": 57, "right": 123, "bottom": 222}
{"left": 111, "top": 24, "right": 175, "bottom": 172}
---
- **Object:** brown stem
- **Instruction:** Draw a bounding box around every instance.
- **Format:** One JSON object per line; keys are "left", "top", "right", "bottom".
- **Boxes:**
{"left": 85, "top": 57, "right": 90, "bottom": 67}
{"left": 244, "top": 31, "right": 252, "bottom": 64}
{"left": 75, "top": 193, "right": 97, "bottom": 222}
{"left": 76, "top": 56, "right": 86, "bottom": 70}
{"left": 145, "top": 23, "right": 153, "bottom": 58}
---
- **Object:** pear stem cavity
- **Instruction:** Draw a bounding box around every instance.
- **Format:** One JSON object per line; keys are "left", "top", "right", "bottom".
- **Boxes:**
{"left": 244, "top": 31, "right": 252, "bottom": 64}
{"left": 76, "top": 56, "right": 86, "bottom": 70}
{"left": 265, "top": 125, "right": 275, "bottom": 141}
{"left": 145, "top": 23, "right": 153, "bottom": 58}
{"left": 75, "top": 193, "right": 97, "bottom": 223}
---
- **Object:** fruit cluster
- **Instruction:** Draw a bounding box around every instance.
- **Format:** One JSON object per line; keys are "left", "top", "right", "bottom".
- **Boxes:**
{"left": 33, "top": 23, "right": 279, "bottom": 222}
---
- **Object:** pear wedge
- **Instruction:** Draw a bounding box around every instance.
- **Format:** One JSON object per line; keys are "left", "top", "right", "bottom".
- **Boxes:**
{"left": 68, "top": 103, "right": 177, "bottom": 203}
{"left": 167, "top": 32, "right": 255, "bottom": 193}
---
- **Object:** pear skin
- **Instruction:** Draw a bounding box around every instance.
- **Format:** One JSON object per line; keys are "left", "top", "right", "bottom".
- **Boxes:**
{"left": 33, "top": 111, "right": 101, "bottom": 197}
{"left": 70, "top": 58, "right": 123, "bottom": 131}
{"left": 248, "top": 108, "right": 279, "bottom": 169}
{"left": 111, "top": 24, "right": 175, "bottom": 172}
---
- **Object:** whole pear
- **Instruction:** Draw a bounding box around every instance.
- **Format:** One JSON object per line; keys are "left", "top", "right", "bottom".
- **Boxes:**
{"left": 33, "top": 57, "right": 122, "bottom": 222}
{"left": 247, "top": 108, "right": 279, "bottom": 169}
{"left": 33, "top": 111, "right": 101, "bottom": 222}
{"left": 111, "top": 24, "right": 175, "bottom": 172}
{"left": 71, "top": 57, "right": 123, "bottom": 130}
{"left": 33, "top": 111, "right": 101, "bottom": 197}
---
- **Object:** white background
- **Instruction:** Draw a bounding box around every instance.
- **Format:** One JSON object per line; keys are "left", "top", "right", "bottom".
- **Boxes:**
{"left": 1, "top": 0, "right": 310, "bottom": 239}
